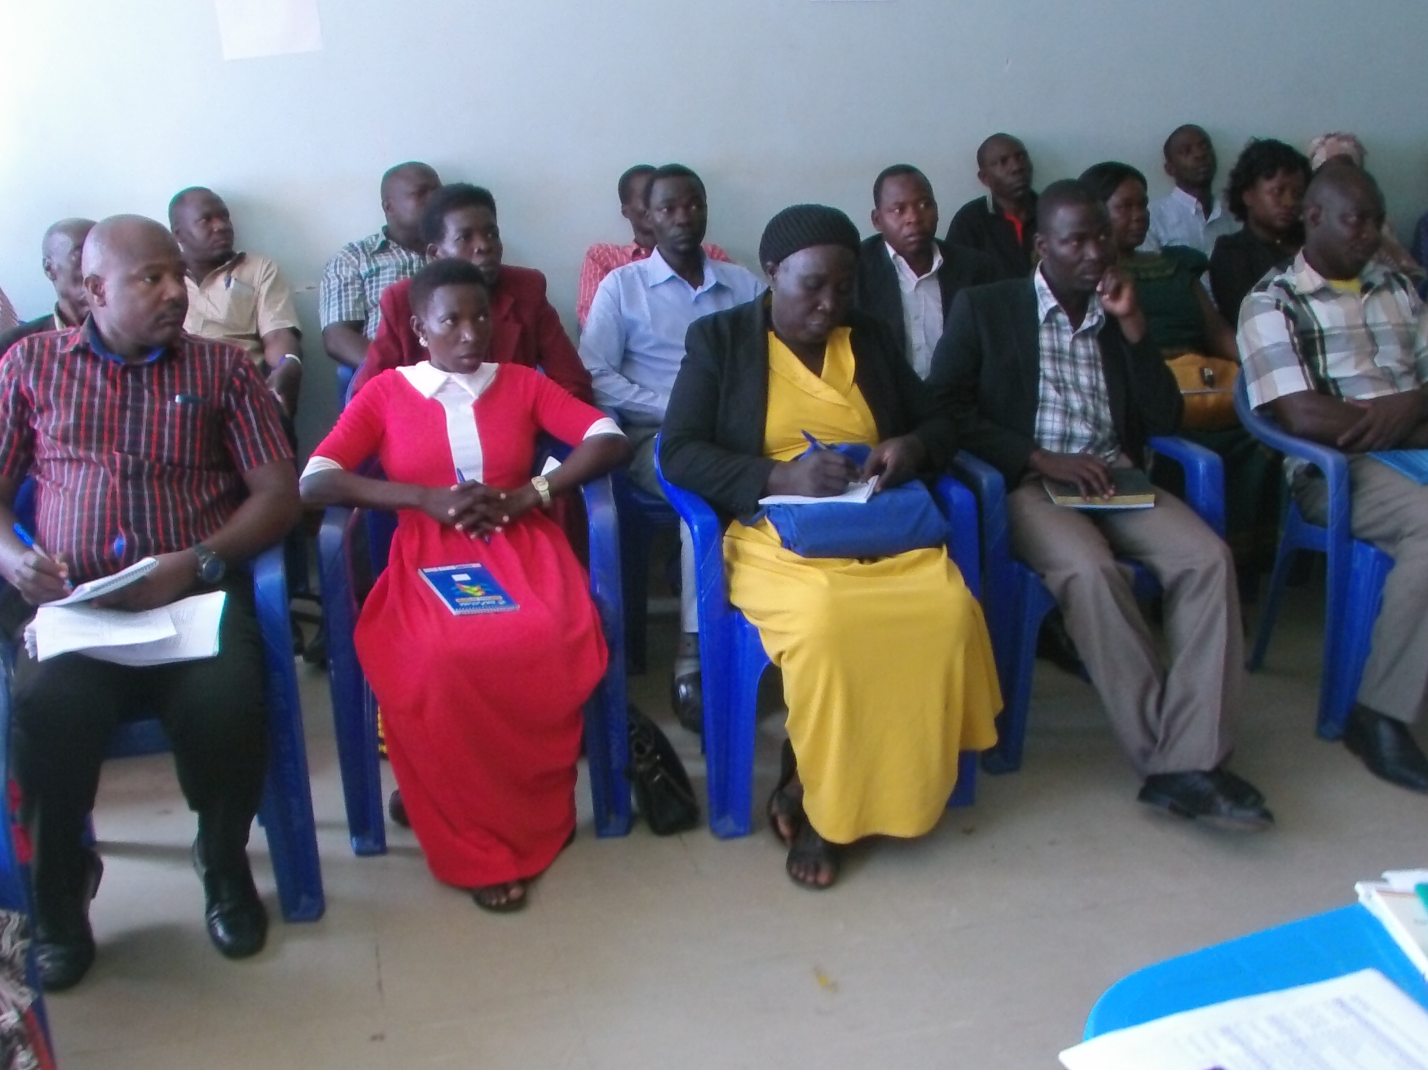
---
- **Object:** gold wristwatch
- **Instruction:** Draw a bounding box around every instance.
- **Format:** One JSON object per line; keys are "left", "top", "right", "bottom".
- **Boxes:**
{"left": 530, "top": 474, "right": 552, "bottom": 506}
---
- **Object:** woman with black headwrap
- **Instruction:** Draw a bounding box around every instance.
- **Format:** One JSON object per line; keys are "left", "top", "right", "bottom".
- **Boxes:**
{"left": 660, "top": 205, "right": 1000, "bottom": 889}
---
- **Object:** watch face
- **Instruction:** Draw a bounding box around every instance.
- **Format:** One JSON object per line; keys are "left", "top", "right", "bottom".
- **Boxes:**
{"left": 197, "top": 548, "right": 225, "bottom": 583}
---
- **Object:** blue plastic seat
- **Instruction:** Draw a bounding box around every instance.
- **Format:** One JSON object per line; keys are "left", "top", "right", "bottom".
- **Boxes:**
{"left": 0, "top": 543, "right": 326, "bottom": 925}
{"left": 1233, "top": 377, "right": 1393, "bottom": 740}
{"left": 1083, "top": 904, "right": 1428, "bottom": 1037}
{"left": 612, "top": 468, "right": 681, "bottom": 674}
{"left": 952, "top": 436, "right": 1226, "bottom": 774}
{"left": 655, "top": 438, "right": 984, "bottom": 839}
{"left": 318, "top": 471, "right": 632, "bottom": 857}
{"left": 335, "top": 363, "right": 355, "bottom": 411}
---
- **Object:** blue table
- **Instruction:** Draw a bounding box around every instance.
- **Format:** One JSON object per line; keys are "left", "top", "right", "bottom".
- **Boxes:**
{"left": 1085, "top": 904, "right": 1428, "bottom": 1038}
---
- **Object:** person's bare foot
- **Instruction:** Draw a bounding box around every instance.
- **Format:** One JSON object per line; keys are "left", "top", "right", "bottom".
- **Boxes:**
{"left": 785, "top": 823, "right": 840, "bottom": 890}
{"left": 472, "top": 881, "right": 527, "bottom": 912}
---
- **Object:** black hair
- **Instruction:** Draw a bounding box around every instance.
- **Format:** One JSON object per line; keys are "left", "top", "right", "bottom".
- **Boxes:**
{"left": 167, "top": 186, "right": 216, "bottom": 226}
{"left": 1162, "top": 124, "right": 1208, "bottom": 159}
{"left": 976, "top": 133, "right": 1022, "bottom": 169}
{"left": 645, "top": 163, "right": 705, "bottom": 204}
{"left": 872, "top": 164, "right": 929, "bottom": 208}
{"left": 419, "top": 183, "right": 498, "bottom": 247}
{"left": 408, "top": 258, "right": 488, "bottom": 319}
{"left": 617, "top": 164, "right": 656, "bottom": 206}
{"left": 380, "top": 161, "right": 437, "bottom": 199}
{"left": 1224, "top": 139, "right": 1312, "bottom": 223}
{"left": 1036, "top": 179, "right": 1103, "bottom": 231}
{"left": 1077, "top": 162, "right": 1148, "bottom": 207}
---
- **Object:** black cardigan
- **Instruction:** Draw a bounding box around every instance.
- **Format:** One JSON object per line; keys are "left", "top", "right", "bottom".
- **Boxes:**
{"left": 927, "top": 278, "right": 1183, "bottom": 486}
{"left": 852, "top": 235, "right": 999, "bottom": 362}
{"left": 659, "top": 298, "right": 958, "bottom": 518}
{"left": 944, "top": 194, "right": 1040, "bottom": 282}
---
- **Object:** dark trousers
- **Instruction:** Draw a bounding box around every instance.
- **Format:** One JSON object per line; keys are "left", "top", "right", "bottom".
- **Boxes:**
{"left": 11, "top": 582, "right": 268, "bottom": 916}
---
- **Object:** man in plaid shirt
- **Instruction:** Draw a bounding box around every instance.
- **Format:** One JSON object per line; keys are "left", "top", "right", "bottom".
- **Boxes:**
{"left": 1240, "top": 162, "right": 1428, "bottom": 793}
{"left": 0, "top": 216, "right": 300, "bottom": 990}
{"left": 933, "top": 180, "right": 1269, "bottom": 831}
{"left": 319, "top": 161, "right": 440, "bottom": 369}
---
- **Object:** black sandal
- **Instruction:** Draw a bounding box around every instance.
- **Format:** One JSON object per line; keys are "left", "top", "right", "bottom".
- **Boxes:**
{"left": 472, "top": 881, "right": 527, "bottom": 913}
{"left": 785, "top": 822, "right": 840, "bottom": 890}
{"left": 766, "top": 739, "right": 802, "bottom": 846}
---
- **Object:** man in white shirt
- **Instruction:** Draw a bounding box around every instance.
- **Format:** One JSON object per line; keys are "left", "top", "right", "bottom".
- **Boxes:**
{"left": 579, "top": 164, "right": 764, "bottom": 728}
{"left": 854, "top": 165, "right": 998, "bottom": 378}
{"left": 1144, "top": 125, "right": 1240, "bottom": 256}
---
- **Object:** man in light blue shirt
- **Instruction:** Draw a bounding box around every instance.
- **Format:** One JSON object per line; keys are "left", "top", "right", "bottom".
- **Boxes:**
{"left": 579, "top": 163, "right": 764, "bottom": 729}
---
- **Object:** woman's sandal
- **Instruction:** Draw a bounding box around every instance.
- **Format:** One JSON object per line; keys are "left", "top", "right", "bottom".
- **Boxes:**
{"left": 785, "top": 823, "right": 840, "bottom": 890}
{"left": 766, "top": 738, "right": 802, "bottom": 847}
{"left": 472, "top": 881, "right": 527, "bottom": 913}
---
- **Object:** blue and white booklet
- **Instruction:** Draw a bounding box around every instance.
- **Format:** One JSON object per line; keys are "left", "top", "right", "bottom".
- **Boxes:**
{"left": 418, "top": 564, "right": 519, "bottom": 616}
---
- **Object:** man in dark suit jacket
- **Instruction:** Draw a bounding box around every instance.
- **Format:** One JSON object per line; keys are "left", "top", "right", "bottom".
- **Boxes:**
{"left": 944, "top": 134, "right": 1040, "bottom": 281}
{"left": 854, "top": 165, "right": 997, "bottom": 379}
{"left": 930, "top": 180, "right": 1271, "bottom": 830}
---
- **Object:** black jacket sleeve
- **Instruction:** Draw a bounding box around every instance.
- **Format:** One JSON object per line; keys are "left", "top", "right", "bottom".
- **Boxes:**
{"left": 930, "top": 289, "right": 1040, "bottom": 483}
{"left": 658, "top": 316, "right": 776, "bottom": 518}
{"left": 1118, "top": 322, "right": 1184, "bottom": 437}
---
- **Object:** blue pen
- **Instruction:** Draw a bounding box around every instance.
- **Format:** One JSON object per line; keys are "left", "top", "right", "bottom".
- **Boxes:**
{"left": 11, "top": 523, "right": 48, "bottom": 559}
{"left": 801, "top": 431, "right": 826, "bottom": 452}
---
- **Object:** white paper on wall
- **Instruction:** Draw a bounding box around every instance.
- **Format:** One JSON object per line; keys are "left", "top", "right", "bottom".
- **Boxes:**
{"left": 214, "top": 0, "right": 323, "bottom": 61}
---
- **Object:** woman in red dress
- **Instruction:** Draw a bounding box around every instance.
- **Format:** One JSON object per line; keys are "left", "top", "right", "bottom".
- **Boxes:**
{"left": 300, "top": 259, "right": 630, "bottom": 910}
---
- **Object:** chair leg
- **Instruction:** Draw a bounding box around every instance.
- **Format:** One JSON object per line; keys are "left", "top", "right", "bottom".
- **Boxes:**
{"left": 983, "top": 567, "right": 1054, "bottom": 775}
{"left": 707, "top": 623, "right": 767, "bottom": 839}
{"left": 620, "top": 513, "right": 652, "bottom": 675}
{"left": 1249, "top": 533, "right": 1302, "bottom": 672}
{"left": 1318, "top": 542, "right": 1393, "bottom": 741}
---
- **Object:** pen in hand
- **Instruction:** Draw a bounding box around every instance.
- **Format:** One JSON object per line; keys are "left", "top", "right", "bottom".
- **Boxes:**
{"left": 12, "top": 523, "right": 72, "bottom": 590}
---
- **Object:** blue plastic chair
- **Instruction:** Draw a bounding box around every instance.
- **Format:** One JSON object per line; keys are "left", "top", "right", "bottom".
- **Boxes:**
{"left": 952, "top": 436, "right": 1226, "bottom": 775}
{"left": 335, "top": 363, "right": 355, "bottom": 411}
{"left": 612, "top": 468, "right": 681, "bottom": 674}
{"left": 318, "top": 472, "right": 633, "bottom": 857}
{"left": 655, "top": 439, "right": 985, "bottom": 839}
{"left": 1233, "top": 378, "right": 1393, "bottom": 740}
{"left": 0, "top": 544, "right": 325, "bottom": 925}
{"left": 1083, "top": 904, "right": 1428, "bottom": 1037}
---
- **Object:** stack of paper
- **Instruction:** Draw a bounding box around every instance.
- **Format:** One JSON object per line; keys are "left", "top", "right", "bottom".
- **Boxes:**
{"left": 25, "top": 591, "right": 227, "bottom": 666}
{"left": 1357, "top": 868, "right": 1428, "bottom": 979}
{"left": 1060, "top": 969, "right": 1428, "bottom": 1069}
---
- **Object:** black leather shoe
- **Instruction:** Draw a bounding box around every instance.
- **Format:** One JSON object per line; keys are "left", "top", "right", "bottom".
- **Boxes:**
{"left": 388, "top": 788, "right": 410, "bottom": 828}
{"left": 193, "top": 840, "right": 268, "bottom": 959}
{"left": 1343, "top": 705, "right": 1428, "bottom": 794}
{"left": 1138, "top": 770, "right": 1274, "bottom": 831}
{"left": 35, "top": 849, "right": 103, "bottom": 992}
{"left": 671, "top": 671, "right": 703, "bottom": 735}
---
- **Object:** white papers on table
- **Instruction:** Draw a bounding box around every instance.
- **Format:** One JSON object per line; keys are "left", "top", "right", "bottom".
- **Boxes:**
{"left": 1359, "top": 871, "right": 1428, "bottom": 979}
{"left": 1059, "top": 969, "right": 1428, "bottom": 1070}
{"left": 758, "top": 476, "right": 878, "bottom": 507}
{"left": 26, "top": 592, "right": 227, "bottom": 666}
{"left": 48, "top": 557, "right": 158, "bottom": 607}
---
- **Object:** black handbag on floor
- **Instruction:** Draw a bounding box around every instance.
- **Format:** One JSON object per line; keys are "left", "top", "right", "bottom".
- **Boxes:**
{"left": 625, "top": 706, "right": 700, "bottom": 835}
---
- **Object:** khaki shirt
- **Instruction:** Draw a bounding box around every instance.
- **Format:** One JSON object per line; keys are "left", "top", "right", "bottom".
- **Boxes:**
{"left": 183, "top": 252, "right": 299, "bottom": 362}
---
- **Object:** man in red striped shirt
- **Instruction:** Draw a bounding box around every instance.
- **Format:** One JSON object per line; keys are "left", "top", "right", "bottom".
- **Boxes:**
{"left": 0, "top": 216, "right": 299, "bottom": 990}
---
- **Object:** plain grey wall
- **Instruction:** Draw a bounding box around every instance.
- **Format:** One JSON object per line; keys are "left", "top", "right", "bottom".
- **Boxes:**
{"left": 3, "top": 0, "right": 1426, "bottom": 452}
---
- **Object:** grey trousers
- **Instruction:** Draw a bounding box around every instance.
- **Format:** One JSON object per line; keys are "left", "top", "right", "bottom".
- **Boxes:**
{"left": 1008, "top": 475, "right": 1243, "bottom": 777}
{"left": 627, "top": 425, "right": 698, "bottom": 634}
{"left": 1296, "top": 455, "right": 1428, "bottom": 723}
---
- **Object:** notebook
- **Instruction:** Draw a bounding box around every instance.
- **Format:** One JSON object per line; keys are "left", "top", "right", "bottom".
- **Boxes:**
{"left": 1043, "top": 468, "right": 1156, "bottom": 510}
{"left": 418, "top": 564, "right": 519, "bottom": 616}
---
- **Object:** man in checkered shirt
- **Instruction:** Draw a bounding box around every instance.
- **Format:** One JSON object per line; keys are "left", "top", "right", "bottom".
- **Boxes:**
{"left": 1240, "top": 161, "right": 1428, "bottom": 794}
{"left": 933, "top": 180, "right": 1269, "bottom": 831}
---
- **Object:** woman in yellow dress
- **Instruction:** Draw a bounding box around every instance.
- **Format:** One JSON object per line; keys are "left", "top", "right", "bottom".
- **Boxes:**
{"left": 659, "top": 205, "right": 1001, "bottom": 889}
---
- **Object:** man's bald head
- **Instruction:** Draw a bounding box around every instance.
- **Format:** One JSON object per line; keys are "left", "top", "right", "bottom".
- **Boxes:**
{"left": 1302, "top": 161, "right": 1386, "bottom": 281}
{"left": 976, "top": 133, "right": 1034, "bottom": 205}
{"left": 41, "top": 218, "right": 96, "bottom": 323}
{"left": 81, "top": 215, "right": 189, "bottom": 358}
{"left": 379, "top": 162, "right": 441, "bottom": 247}
{"left": 167, "top": 186, "right": 215, "bottom": 227}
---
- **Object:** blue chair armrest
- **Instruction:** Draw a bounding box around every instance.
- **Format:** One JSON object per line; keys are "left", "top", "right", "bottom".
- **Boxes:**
{"left": 931, "top": 474, "right": 981, "bottom": 601}
{"left": 1234, "top": 376, "right": 1351, "bottom": 543}
{"left": 1147, "top": 435, "right": 1226, "bottom": 539}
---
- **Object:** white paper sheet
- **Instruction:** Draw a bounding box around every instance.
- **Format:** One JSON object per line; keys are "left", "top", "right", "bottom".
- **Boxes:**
{"left": 30, "top": 605, "right": 176, "bottom": 661}
{"left": 85, "top": 592, "right": 227, "bottom": 667}
{"left": 1060, "top": 969, "right": 1428, "bottom": 1070}
{"left": 758, "top": 476, "right": 878, "bottom": 507}
{"left": 214, "top": 0, "right": 323, "bottom": 61}
{"left": 48, "top": 557, "right": 157, "bottom": 607}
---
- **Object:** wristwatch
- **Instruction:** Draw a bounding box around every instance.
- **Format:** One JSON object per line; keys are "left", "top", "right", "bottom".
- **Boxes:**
{"left": 530, "top": 474, "right": 552, "bottom": 506}
{"left": 192, "top": 544, "right": 226, "bottom": 585}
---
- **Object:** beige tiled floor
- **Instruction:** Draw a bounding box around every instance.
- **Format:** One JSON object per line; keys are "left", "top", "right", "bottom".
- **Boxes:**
{"left": 44, "top": 580, "right": 1428, "bottom": 1069}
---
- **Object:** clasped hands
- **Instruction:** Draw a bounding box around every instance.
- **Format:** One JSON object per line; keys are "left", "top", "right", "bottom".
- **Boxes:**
{"left": 423, "top": 480, "right": 543, "bottom": 537}
{"left": 765, "top": 436, "right": 927, "bottom": 499}
{"left": 1335, "top": 391, "right": 1428, "bottom": 453}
